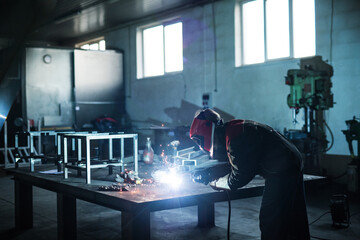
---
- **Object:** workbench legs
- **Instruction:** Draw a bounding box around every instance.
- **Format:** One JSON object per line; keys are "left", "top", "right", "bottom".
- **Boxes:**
{"left": 198, "top": 202, "right": 215, "bottom": 227}
{"left": 15, "top": 180, "right": 33, "bottom": 229}
{"left": 57, "top": 193, "right": 77, "bottom": 240}
{"left": 121, "top": 209, "right": 150, "bottom": 240}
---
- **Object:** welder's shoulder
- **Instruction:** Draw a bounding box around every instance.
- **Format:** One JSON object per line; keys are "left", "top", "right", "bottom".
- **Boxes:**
{"left": 226, "top": 123, "right": 263, "bottom": 155}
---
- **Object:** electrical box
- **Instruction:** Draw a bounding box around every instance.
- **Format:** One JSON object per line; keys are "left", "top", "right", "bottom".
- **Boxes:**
{"left": 202, "top": 93, "right": 212, "bottom": 109}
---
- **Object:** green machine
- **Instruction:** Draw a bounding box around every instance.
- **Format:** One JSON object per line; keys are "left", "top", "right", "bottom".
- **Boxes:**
{"left": 284, "top": 56, "right": 334, "bottom": 174}
{"left": 286, "top": 69, "right": 334, "bottom": 111}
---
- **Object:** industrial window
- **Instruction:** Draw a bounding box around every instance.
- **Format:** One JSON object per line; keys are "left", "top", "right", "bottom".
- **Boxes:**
{"left": 235, "top": 0, "right": 315, "bottom": 66}
{"left": 76, "top": 37, "right": 106, "bottom": 51}
{"left": 137, "top": 21, "right": 183, "bottom": 79}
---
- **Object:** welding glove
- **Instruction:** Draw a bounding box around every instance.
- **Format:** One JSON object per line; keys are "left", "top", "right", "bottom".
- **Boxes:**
{"left": 192, "top": 169, "right": 212, "bottom": 184}
{"left": 209, "top": 173, "right": 230, "bottom": 191}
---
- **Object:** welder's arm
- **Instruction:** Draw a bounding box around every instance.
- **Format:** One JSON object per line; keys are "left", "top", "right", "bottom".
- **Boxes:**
{"left": 226, "top": 126, "right": 260, "bottom": 191}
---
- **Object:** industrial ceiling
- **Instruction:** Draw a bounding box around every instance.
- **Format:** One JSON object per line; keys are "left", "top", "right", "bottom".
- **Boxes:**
{"left": 0, "top": 0, "right": 214, "bottom": 46}
{"left": 0, "top": 0, "right": 214, "bottom": 45}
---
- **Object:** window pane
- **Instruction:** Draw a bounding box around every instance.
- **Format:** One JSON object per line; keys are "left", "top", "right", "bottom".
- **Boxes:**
{"left": 81, "top": 44, "right": 90, "bottom": 50}
{"left": 293, "top": 0, "right": 315, "bottom": 58}
{"left": 242, "top": 0, "right": 265, "bottom": 64}
{"left": 89, "top": 43, "right": 99, "bottom": 50}
{"left": 164, "top": 22, "right": 183, "bottom": 72}
{"left": 99, "top": 40, "right": 106, "bottom": 50}
{"left": 266, "top": 0, "right": 290, "bottom": 59}
{"left": 143, "top": 25, "right": 164, "bottom": 77}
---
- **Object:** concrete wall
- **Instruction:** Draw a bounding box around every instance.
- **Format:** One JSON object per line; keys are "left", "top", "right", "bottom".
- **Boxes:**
{"left": 105, "top": 0, "right": 360, "bottom": 158}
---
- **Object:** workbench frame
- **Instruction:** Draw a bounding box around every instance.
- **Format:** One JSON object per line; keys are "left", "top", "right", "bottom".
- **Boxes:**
{"left": 7, "top": 168, "right": 324, "bottom": 240}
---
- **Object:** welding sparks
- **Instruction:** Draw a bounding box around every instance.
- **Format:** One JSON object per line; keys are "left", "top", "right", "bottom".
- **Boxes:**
{"left": 152, "top": 168, "right": 183, "bottom": 189}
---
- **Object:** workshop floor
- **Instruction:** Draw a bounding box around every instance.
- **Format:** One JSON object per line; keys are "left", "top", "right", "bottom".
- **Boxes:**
{"left": 0, "top": 168, "right": 359, "bottom": 240}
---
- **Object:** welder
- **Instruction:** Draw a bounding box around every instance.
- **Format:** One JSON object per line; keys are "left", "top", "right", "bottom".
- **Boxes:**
{"left": 190, "top": 108, "right": 310, "bottom": 240}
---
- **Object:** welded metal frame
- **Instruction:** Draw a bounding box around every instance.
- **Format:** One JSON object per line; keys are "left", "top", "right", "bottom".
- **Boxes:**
{"left": 27, "top": 131, "right": 58, "bottom": 171}
{"left": 62, "top": 132, "right": 138, "bottom": 184}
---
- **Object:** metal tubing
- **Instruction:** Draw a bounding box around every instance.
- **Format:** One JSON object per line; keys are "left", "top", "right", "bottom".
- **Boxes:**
{"left": 77, "top": 139, "right": 82, "bottom": 163}
{"left": 64, "top": 138, "right": 68, "bottom": 179}
{"left": 30, "top": 135, "right": 34, "bottom": 172}
{"left": 37, "top": 120, "right": 41, "bottom": 154}
{"left": 4, "top": 120, "right": 8, "bottom": 168}
{"left": 77, "top": 138, "right": 82, "bottom": 176}
{"left": 109, "top": 138, "right": 113, "bottom": 160}
{"left": 86, "top": 137, "right": 91, "bottom": 184}
{"left": 59, "top": 133, "right": 138, "bottom": 183}
{"left": 72, "top": 138, "right": 75, "bottom": 151}
{"left": 134, "top": 135, "right": 138, "bottom": 175}
{"left": 121, "top": 138, "right": 124, "bottom": 172}
{"left": 57, "top": 135, "right": 61, "bottom": 155}
{"left": 15, "top": 134, "right": 19, "bottom": 168}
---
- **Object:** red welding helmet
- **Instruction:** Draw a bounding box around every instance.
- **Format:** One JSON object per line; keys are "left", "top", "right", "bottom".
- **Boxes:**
{"left": 190, "top": 110, "right": 215, "bottom": 153}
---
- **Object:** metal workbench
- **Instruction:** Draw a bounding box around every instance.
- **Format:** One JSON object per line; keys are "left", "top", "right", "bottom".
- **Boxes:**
{"left": 5, "top": 167, "right": 325, "bottom": 240}
{"left": 62, "top": 132, "right": 139, "bottom": 184}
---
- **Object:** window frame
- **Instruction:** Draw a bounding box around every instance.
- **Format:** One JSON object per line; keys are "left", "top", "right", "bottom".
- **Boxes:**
{"left": 136, "top": 17, "right": 183, "bottom": 79}
{"left": 235, "top": 0, "right": 315, "bottom": 67}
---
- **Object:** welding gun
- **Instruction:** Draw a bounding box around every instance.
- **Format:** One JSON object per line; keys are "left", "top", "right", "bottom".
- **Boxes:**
{"left": 191, "top": 161, "right": 231, "bottom": 185}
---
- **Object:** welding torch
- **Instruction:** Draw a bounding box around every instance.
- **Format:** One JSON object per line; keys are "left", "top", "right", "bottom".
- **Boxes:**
{"left": 191, "top": 162, "right": 231, "bottom": 185}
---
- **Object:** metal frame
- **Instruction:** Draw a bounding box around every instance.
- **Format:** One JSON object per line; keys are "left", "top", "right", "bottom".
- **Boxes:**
{"left": 175, "top": 146, "right": 208, "bottom": 167}
{"left": 62, "top": 132, "right": 138, "bottom": 184}
{"left": 0, "top": 121, "right": 33, "bottom": 168}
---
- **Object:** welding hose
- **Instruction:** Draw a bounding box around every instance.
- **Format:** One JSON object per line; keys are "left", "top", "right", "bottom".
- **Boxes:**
{"left": 225, "top": 190, "right": 231, "bottom": 240}
{"left": 324, "top": 121, "right": 334, "bottom": 152}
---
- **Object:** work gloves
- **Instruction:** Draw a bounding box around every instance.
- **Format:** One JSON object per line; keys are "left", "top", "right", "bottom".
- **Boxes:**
{"left": 209, "top": 173, "right": 231, "bottom": 190}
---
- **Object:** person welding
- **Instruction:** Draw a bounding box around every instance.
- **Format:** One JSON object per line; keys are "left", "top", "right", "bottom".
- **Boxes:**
{"left": 189, "top": 108, "right": 310, "bottom": 240}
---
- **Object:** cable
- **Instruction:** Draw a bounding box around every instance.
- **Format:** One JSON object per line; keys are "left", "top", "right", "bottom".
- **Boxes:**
{"left": 351, "top": 210, "right": 360, "bottom": 217}
{"left": 311, "top": 235, "right": 332, "bottom": 240}
{"left": 309, "top": 211, "right": 331, "bottom": 226}
{"left": 312, "top": 119, "right": 334, "bottom": 152}
{"left": 330, "top": 171, "right": 347, "bottom": 180}
{"left": 309, "top": 211, "right": 333, "bottom": 240}
{"left": 324, "top": 120, "right": 334, "bottom": 152}
{"left": 225, "top": 190, "right": 231, "bottom": 240}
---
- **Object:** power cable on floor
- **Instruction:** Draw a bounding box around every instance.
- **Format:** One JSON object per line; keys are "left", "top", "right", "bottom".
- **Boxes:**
{"left": 330, "top": 171, "right": 347, "bottom": 180}
{"left": 351, "top": 210, "right": 360, "bottom": 217}
{"left": 309, "top": 211, "right": 331, "bottom": 226}
{"left": 311, "top": 235, "right": 332, "bottom": 240}
{"left": 309, "top": 209, "right": 360, "bottom": 240}
{"left": 225, "top": 190, "right": 231, "bottom": 240}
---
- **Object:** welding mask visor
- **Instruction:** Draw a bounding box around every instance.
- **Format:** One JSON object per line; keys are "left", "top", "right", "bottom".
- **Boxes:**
{"left": 190, "top": 116, "right": 215, "bottom": 153}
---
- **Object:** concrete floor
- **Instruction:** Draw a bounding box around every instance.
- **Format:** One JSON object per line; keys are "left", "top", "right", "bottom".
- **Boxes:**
{"left": 0, "top": 168, "right": 359, "bottom": 240}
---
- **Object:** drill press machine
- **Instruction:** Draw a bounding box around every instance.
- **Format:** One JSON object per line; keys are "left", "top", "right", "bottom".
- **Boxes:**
{"left": 284, "top": 56, "right": 334, "bottom": 174}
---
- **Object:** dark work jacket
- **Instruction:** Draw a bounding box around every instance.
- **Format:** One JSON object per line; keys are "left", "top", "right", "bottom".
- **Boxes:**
{"left": 219, "top": 120, "right": 303, "bottom": 190}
